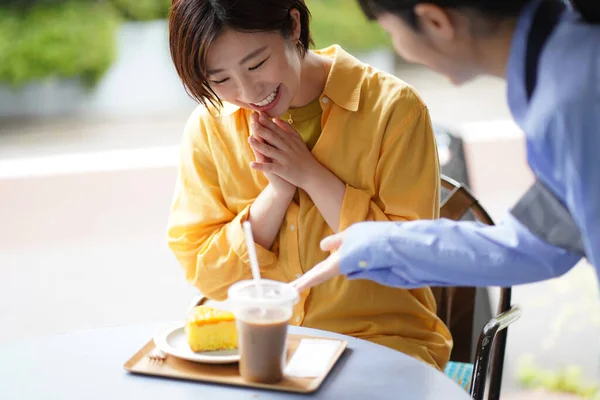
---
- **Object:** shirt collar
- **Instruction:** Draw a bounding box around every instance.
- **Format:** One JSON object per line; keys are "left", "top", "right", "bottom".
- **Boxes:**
{"left": 212, "top": 45, "right": 365, "bottom": 117}
{"left": 506, "top": 0, "right": 545, "bottom": 125}
{"left": 209, "top": 101, "right": 240, "bottom": 117}
{"left": 316, "top": 45, "right": 365, "bottom": 112}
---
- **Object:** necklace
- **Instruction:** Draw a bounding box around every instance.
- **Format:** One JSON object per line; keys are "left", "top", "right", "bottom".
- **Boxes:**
{"left": 287, "top": 112, "right": 293, "bottom": 125}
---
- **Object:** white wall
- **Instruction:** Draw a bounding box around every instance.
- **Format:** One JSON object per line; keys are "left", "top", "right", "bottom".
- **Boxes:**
{"left": 460, "top": 120, "right": 535, "bottom": 219}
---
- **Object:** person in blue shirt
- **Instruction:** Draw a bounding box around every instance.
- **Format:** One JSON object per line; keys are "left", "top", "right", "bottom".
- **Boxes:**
{"left": 292, "top": 0, "right": 600, "bottom": 293}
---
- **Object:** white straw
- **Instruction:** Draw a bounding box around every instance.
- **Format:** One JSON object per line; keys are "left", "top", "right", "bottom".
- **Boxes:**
{"left": 242, "top": 221, "right": 263, "bottom": 298}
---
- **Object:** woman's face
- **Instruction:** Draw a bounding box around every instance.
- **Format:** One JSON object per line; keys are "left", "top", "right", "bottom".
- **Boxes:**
{"left": 376, "top": 7, "right": 482, "bottom": 85}
{"left": 205, "top": 12, "right": 303, "bottom": 117}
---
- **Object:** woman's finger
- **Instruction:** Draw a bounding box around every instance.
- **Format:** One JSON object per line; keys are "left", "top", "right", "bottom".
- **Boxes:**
{"left": 256, "top": 115, "right": 293, "bottom": 150}
{"left": 248, "top": 136, "right": 282, "bottom": 162}
{"left": 273, "top": 118, "right": 305, "bottom": 150}
{"left": 251, "top": 123, "right": 284, "bottom": 151}
{"left": 250, "top": 160, "right": 281, "bottom": 175}
{"left": 250, "top": 143, "right": 269, "bottom": 163}
{"left": 273, "top": 117, "right": 302, "bottom": 138}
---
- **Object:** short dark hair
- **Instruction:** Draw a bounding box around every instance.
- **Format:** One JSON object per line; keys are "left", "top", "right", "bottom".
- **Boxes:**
{"left": 169, "top": 0, "right": 313, "bottom": 109}
{"left": 357, "top": 0, "right": 530, "bottom": 28}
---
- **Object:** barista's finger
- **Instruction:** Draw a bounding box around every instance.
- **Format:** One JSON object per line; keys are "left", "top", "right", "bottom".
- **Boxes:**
{"left": 320, "top": 232, "right": 344, "bottom": 252}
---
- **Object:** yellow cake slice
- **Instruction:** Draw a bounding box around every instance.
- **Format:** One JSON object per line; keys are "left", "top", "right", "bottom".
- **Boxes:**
{"left": 184, "top": 305, "right": 238, "bottom": 352}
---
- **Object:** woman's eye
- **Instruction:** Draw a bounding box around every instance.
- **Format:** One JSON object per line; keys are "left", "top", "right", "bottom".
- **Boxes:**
{"left": 211, "top": 78, "right": 229, "bottom": 85}
{"left": 249, "top": 58, "right": 268, "bottom": 71}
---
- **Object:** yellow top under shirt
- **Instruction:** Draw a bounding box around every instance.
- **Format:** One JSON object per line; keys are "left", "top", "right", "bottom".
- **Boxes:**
{"left": 167, "top": 45, "right": 452, "bottom": 370}
{"left": 282, "top": 96, "right": 323, "bottom": 150}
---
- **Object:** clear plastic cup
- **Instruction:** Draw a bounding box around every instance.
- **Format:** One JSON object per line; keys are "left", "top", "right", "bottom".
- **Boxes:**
{"left": 228, "top": 279, "right": 299, "bottom": 384}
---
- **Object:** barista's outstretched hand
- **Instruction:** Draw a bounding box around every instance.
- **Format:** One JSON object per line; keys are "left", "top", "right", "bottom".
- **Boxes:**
{"left": 291, "top": 232, "right": 344, "bottom": 292}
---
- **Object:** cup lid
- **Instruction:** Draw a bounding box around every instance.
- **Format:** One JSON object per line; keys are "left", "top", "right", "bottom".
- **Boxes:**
{"left": 227, "top": 279, "right": 299, "bottom": 307}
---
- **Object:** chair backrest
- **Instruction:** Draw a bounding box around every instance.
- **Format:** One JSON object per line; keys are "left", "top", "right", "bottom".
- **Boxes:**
{"left": 435, "top": 175, "right": 513, "bottom": 399}
{"left": 432, "top": 176, "right": 494, "bottom": 362}
{"left": 435, "top": 176, "right": 510, "bottom": 356}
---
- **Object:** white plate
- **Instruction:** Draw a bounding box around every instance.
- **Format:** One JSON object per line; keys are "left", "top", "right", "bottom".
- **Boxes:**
{"left": 153, "top": 323, "right": 240, "bottom": 364}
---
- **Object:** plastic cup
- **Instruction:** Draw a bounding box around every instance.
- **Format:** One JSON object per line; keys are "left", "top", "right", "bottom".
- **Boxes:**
{"left": 228, "top": 279, "right": 299, "bottom": 383}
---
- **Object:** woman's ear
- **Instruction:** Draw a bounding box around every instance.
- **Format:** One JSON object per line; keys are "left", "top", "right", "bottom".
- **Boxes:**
{"left": 289, "top": 8, "right": 302, "bottom": 42}
{"left": 413, "top": 3, "right": 457, "bottom": 43}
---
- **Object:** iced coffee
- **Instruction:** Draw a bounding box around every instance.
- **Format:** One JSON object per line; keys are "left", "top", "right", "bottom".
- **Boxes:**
{"left": 228, "top": 279, "right": 299, "bottom": 384}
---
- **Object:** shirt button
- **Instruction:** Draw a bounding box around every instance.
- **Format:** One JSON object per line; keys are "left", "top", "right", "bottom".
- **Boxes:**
{"left": 358, "top": 261, "right": 369, "bottom": 269}
{"left": 290, "top": 224, "right": 296, "bottom": 231}
{"left": 321, "top": 96, "right": 329, "bottom": 104}
{"left": 295, "top": 315, "right": 302, "bottom": 323}
{"left": 296, "top": 273, "right": 302, "bottom": 278}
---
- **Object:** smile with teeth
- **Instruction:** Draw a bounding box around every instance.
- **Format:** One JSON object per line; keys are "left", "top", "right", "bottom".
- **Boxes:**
{"left": 253, "top": 87, "right": 279, "bottom": 107}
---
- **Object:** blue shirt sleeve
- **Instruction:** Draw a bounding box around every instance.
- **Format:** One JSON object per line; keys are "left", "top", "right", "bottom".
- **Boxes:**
{"left": 339, "top": 213, "right": 580, "bottom": 288}
{"left": 555, "top": 97, "right": 600, "bottom": 277}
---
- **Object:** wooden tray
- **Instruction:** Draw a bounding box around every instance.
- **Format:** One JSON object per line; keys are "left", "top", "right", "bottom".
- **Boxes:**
{"left": 124, "top": 334, "right": 348, "bottom": 394}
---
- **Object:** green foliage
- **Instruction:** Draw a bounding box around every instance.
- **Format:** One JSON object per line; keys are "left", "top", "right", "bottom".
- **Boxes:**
{"left": 0, "top": 1, "right": 120, "bottom": 87}
{"left": 308, "top": 0, "right": 391, "bottom": 52}
{"left": 108, "top": 0, "right": 171, "bottom": 21}
{"left": 0, "top": 0, "right": 70, "bottom": 9}
{"left": 0, "top": 0, "right": 389, "bottom": 87}
{"left": 518, "top": 361, "right": 599, "bottom": 398}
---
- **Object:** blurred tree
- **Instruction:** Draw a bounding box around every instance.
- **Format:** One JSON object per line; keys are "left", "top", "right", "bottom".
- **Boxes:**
{"left": 108, "top": 0, "right": 171, "bottom": 21}
{"left": 519, "top": 361, "right": 599, "bottom": 398}
{"left": 308, "top": 0, "right": 391, "bottom": 52}
{"left": 0, "top": 0, "right": 171, "bottom": 20}
{"left": 0, "top": 0, "right": 62, "bottom": 8}
{"left": 0, "top": 1, "right": 119, "bottom": 86}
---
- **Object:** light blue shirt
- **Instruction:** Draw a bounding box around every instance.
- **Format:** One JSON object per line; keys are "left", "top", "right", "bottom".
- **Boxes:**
{"left": 339, "top": 0, "right": 599, "bottom": 288}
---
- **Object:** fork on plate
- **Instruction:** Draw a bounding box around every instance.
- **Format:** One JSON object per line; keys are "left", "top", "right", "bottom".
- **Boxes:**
{"left": 148, "top": 347, "right": 167, "bottom": 363}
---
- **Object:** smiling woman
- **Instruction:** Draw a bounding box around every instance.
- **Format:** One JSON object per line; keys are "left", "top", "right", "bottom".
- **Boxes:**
{"left": 166, "top": 0, "right": 453, "bottom": 371}
{"left": 169, "top": 0, "right": 312, "bottom": 111}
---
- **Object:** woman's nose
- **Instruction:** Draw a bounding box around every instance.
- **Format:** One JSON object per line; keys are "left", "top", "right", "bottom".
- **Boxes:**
{"left": 237, "top": 76, "right": 262, "bottom": 104}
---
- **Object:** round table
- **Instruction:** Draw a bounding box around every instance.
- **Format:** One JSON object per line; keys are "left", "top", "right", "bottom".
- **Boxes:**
{"left": 0, "top": 323, "right": 470, "bottom": 400}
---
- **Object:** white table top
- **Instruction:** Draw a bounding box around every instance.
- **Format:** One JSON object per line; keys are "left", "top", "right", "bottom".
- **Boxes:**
{"left": 0, "top": 323, "right": 471, "bottom": 400}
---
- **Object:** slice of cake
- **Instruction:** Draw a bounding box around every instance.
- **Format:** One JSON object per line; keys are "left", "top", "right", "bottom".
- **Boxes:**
{"left": 184, "top": 305, "right": 238, "bottom": 352}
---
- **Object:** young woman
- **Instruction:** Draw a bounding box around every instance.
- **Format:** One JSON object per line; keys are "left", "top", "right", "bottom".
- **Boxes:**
{"left": 167, "top": 0, "right": 452, "bottom": 370}
{"left": 293, "top": 0, "right": 600, "bottom": 296}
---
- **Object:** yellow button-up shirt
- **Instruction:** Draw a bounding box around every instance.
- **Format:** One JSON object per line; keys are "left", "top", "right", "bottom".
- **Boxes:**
{"left": 167, "top": 45, "right": 452, "bottom": 370}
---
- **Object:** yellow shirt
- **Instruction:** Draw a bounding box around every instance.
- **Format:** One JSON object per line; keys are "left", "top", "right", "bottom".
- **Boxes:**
{"left": 167, "top": 45, "right": 452, "bottom": 370}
